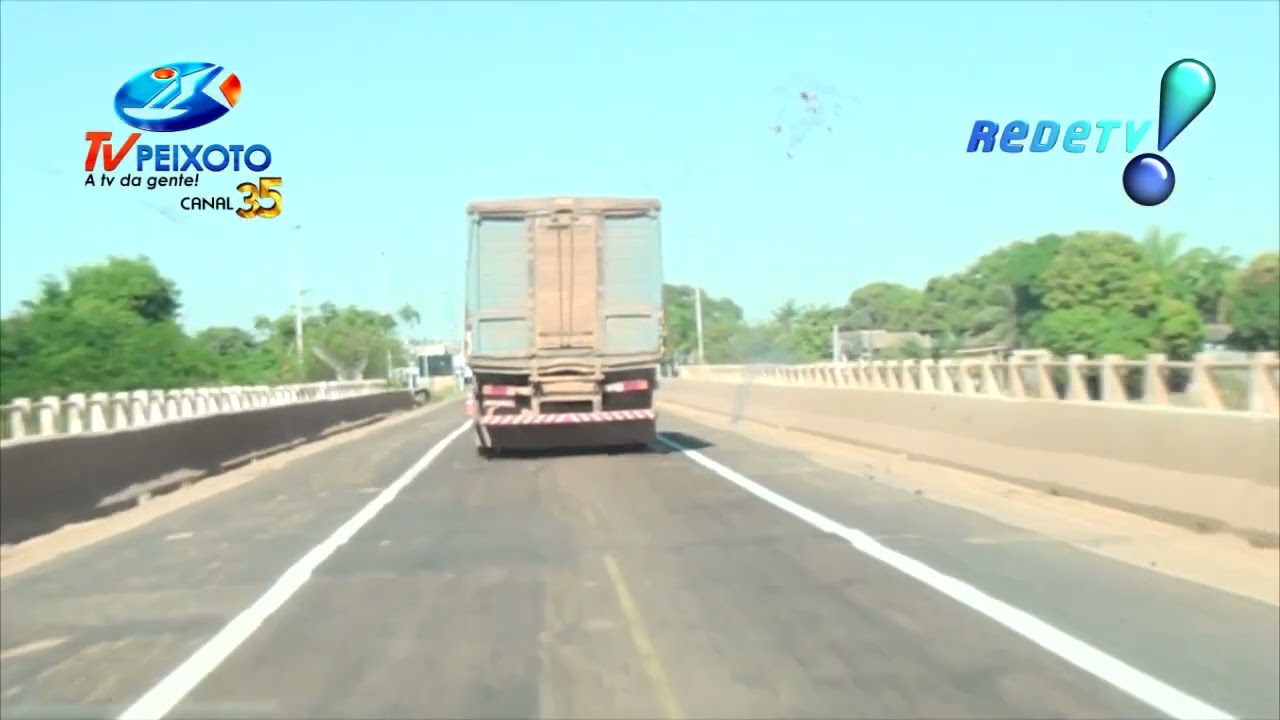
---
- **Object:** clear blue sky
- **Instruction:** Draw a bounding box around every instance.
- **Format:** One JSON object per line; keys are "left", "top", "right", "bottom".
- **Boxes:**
{"left": 1, "top": 0, "right": 1276, "bottom": 338}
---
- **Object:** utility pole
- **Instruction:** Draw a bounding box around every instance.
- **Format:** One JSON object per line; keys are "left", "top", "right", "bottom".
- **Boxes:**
{"left": 831, "top": 324, "right": 841, "bottom": 363}
{"left": 292, "top": 224, "right": 305, "bottom": 370}
{"left": 380, "top": 250, "right": 394, "bottom": 381}
{"left": 693, "top": 286, "right": 706, "bottom": 365}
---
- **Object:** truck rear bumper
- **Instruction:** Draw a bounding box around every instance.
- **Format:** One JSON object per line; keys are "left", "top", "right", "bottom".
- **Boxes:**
{"left": 479, "top": 409, "right": 656, "bottom": 426}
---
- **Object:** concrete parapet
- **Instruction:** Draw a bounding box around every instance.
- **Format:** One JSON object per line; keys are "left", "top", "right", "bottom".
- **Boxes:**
{"left": 0, "top": 390, "right": 414, "bottom": 545}
{"left": 659, "top": 378, "right": 1280, "bottom": 546}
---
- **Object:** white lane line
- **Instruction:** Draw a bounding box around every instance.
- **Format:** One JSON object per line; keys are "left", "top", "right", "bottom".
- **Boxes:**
{"left": 656, "top": 435, "right": 1236, "bottom": 720}
{"left": 118, "top": 421, "right": 473, "bottom": 720}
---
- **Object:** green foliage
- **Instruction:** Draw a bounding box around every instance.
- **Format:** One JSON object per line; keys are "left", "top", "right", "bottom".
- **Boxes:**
{"left": 1225, "top": 252, "right": 1280, "bottom": 351}
{"left": 0, "top": 256, "right": 418, "bottom": 404}
{"left": 662, "top": 227, "right": 1262, "bottom": 367}
{"left": 3, "top": 229, "right": 1269, "bottom": 403}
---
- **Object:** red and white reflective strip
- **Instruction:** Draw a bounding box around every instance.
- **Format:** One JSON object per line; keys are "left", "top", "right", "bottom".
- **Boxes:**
{"left": 480, "top": 409, "right": 655, "bottom": 426}
{"left": 481, "top": 384, "right": 518, "bottom": 397}
{"left": 602, "top": 378, "right": 650, "bottom": 393}
{"left": 464, "top": 395, "right": 477, "bottom": 417}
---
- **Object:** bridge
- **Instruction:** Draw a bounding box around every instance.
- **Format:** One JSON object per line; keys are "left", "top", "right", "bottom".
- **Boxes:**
{"left": 1, "top": 352, "right": 1277, "bottom": 719}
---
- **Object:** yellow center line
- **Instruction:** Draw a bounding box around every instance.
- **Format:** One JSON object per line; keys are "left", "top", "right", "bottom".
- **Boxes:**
{"left": 602, "top": 553, "right": 686, "bottom": 720}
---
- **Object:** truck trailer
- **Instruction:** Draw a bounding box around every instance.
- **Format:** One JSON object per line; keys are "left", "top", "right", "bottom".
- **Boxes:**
{"left": 463, "top": 197, "right": 665, "bottom": 457}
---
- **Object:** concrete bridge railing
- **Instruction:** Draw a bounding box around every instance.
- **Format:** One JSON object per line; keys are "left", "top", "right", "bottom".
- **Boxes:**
{"left": 1, "top": 380, "right": 390, "bottom": 444}
{"left": 0, "top": 379, "right": 415, "bottom": 545}
{"left": 662, "top": 351, "right": 1280, "bottom": 546}
{"left": 677, "top": 351, "right": 1280, "bottom": 415}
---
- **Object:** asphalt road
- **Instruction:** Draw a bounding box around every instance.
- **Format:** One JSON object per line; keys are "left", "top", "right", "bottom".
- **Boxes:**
{"left": 1, "top": 401, "right": 1276, "bottom": 720}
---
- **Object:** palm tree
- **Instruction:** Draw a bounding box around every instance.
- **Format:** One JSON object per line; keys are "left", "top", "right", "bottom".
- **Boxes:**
{"left": 1140, "top": 226, "right": 1188, "bottom": 296}
{"left": 396, "top": 304, "right": 421, "bottom": 328}
{"left": 1173, "top": 247, "right": 1242, "bottom": 322}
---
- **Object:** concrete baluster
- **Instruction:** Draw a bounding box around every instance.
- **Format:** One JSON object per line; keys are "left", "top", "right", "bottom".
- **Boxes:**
{"left": 193, "top": 389, "right": 210, "bottom": 415}
{"left": 838, "top": 365, "right": 855, "bottom": 387}
{"left": 88, "top": 393, "right": 110, "bottom": 431}
{"left": 956, "top": 360, "right": 977, "bottom": 395}
{"left": 979, "top": 359, "right": 1000, "bottom": 397}
{"left": 1190, "top": 352, "right": 1224, "bottom": 411}
{"left": 1004, "top": 356, "right": 1027, "bottom": 399}
{"left": 1246, "top": 352, "right": 1279, "bottom": 415}
{"left": 38, "top": 396, "right": 61, "bottom": 436}
{"left": 65, "top": 393, "right": 87, "bottom": 434}
{"left": 899, "top": 360, "right": 919, "bottom": 391}
{"left": 1100, "top": 355, "right": 1127, "bottom": 404}
{"left": 111, "top": 393, "right": 130, "bottom": 429}
{"left": 179, "top": 389, "right": 197, "bottom": 417}
{"left": 1065, "top": 355, "right": 1089, "bottom": 401}
{"left": 884, "top": 361, "right": 902, "bottom": 391}
{"left": 916, "top": 359, "right": 937, "bottom": 392}
{"left": 1141, "top": 354, "right": 1170, "bottom": 406}
{"left": 164, "top": 390, "right": 181, "bottom": 418}
{"left": 7, "top": 398, "right": 32, "bottom": 440}
{"left": 145, "top": 391, "right": 165, "bottom": 423}
{"left": 935, "top": 359, "right": 957, "bottom": 393}
{"left": 1029, "top": 353, "right": 1056, "bottom": 400}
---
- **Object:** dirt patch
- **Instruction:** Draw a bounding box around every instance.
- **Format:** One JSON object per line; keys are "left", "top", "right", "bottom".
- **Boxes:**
{"left": 660, "top": 400, "right": 1280, "bottom": 607}
{"left": 0, "top": 398, "right": 462, "bottom": 579}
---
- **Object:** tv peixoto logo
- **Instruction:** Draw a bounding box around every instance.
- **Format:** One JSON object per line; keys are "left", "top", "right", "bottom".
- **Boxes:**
{"left": 114, "top": 62, "right": 241, "bottom": 133}
{"left": 84, "top": 61, "right": 283, "bottom": 219}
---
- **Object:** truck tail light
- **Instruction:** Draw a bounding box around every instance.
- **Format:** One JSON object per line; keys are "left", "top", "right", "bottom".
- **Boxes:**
{"left": 603, "top": 379, "right": 649, "bottom": 393}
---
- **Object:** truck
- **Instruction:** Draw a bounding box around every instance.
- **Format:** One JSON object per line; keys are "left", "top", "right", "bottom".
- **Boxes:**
{"left": 408, "top": 342, "right": 457, "bottom": 404}
{"left": 463, "top": 197, "right": 665, "bottom": 457}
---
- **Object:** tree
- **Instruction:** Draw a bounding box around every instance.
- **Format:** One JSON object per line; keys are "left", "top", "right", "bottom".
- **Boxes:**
{"left": 397, "top": 304, "right": 421, "bottom": 328}
{"left": 0, "top": 257, "right": 202, "bottom": 403}
{"left": 0, "top": 255, "right": 419, "bottom": 402}
{"left": 662, "top": 284, "right": 744, "bottom": 362}
{"left": 1225, "top": 252, "right": 1280, "bottom": 351}
{"left": 846, "top": 283, "right": 924, "bottom": 331}
{"left": 1035, "top": 231, "right": 1204, "bottom": 359}
{"left": 1140, "top": 226, "right": 1188, "bottom": 298}
{"left": 1172, "top": 246, "right": 1242, "bottom": 323}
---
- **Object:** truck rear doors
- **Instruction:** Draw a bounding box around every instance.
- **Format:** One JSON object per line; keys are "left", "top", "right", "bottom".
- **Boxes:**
{"left": 533, "top": 212, "right": 600, "bottom": 353}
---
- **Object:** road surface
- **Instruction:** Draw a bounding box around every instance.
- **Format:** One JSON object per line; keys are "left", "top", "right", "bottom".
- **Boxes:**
{"left": 2, "top": 401, "right": 1276, "bottom": 719}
